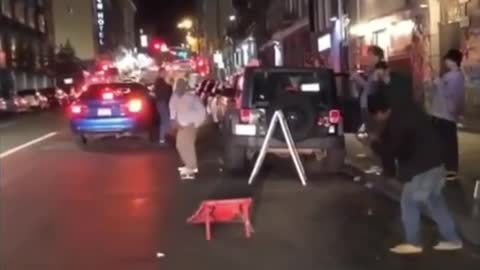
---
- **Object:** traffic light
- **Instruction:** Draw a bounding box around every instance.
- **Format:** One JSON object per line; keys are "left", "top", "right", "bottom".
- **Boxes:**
{"left": 151, "top": 39, "right": 168, "bottom": 53}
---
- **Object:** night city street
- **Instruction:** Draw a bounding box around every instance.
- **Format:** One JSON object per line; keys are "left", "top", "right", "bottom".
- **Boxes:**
{"left": 2, "top": 0, "right": 480, "bottom": 269}
{"left": 0, "top": 112, "right": 479, "bottom": 270}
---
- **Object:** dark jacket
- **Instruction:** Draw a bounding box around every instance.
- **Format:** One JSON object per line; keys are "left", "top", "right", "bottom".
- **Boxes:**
{"left": 153, "top": 77, "right": 172, "bottom": 102}
{"left": 379, "top": 106, "right": 443, "bottom": 182}
{"left": 372, "top": 72, "right": 415, "bottom": 112}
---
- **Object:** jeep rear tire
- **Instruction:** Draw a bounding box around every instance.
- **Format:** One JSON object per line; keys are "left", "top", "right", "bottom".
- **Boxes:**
{"left": 267, "top": 93, "right": 316, "bottom": 142}
{"left": 324, "top": 147, "right": 346, "bottom": 173}
{"left": 223, "top": 139, "right": 248, "bottom": 174}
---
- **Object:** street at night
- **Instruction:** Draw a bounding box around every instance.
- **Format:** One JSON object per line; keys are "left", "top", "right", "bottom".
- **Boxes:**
{"left": 2, "top": 0, "right": 480, "bottom": 269}
{"left": 1, "top": 112, "right": 479, "bottom": 269}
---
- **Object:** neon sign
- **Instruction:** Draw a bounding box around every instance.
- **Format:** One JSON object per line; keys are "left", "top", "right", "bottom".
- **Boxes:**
{"left": 95, "top": 0, "right": 105, "bottom": 46}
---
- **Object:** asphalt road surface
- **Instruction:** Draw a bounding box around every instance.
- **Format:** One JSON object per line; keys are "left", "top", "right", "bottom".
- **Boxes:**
{"left": 1, "top": 112, "right": 479, "bottom": 270}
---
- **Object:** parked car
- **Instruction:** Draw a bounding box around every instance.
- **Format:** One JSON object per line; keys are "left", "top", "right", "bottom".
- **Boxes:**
{"left": 17, "top": 89, "right": 49, "bottom": 110}
{"left": 215, "top": 67, "right": 361, "bottom": 174}
{"left": 195, "top": 79, "right": 216, "bottom": 105}
{"left": 69, "top": 82, "right": 160, "bottom": 145}
{"left": 206, "top": 83, "right": 230, "bottom": 123}
{"left": 13, "top": 95, "right": 30, "bottom": 112}
{"left": 40, "top": 87, "right": 70, "bottom": 108}
{"left": 0, "top": 98, "right": 6, "bottom": 111}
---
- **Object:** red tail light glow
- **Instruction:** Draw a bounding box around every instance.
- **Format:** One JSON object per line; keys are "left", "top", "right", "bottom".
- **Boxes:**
{"left": 102, "top": 92, "right": 114, "bottom": 100}
{"left": 127, "top": 99, "right": 143, "bottom": 113}
{"left": 329, "top": 109, "right": 341, "bottom": 124}
{"left": 70, "top": 104, "right": 85, "bottom": 115}
{"left": 240, "top": 109, "right": 254, "bottom": 123}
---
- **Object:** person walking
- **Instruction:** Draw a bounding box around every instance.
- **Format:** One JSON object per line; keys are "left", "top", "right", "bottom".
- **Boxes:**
{"left": 351, "top": 46, "right": 386, "bottom": 133}
{"left": 430, "top": 49, "right": 465, "bottom": 181}
{"left": 368, "top": 91, "right": 462, "bottom": 255}
{"left": 170, "top": 74, "right": 206, "bottom": 180}
{"left": 153, "top": 69, "right": 173, "bottom": 146}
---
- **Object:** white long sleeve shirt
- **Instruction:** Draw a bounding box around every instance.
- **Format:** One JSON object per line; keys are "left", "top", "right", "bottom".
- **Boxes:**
{"left": 169, "top": 91, "right": 206, "bottom": 128}
{"left": 430, "top": 70, "right": 465, "bottom": 122}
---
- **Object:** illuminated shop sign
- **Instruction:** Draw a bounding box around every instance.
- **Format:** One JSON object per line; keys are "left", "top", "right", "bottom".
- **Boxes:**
{"left": 95, "top": 0, "right": 105, "bottom": 46}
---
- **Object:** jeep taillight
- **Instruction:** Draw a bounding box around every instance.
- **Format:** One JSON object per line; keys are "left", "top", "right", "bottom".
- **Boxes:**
{"left": 240, "top": 109, "right": 254, "bottom": 123}
{"left": 329, "top": 109, "right": 341, "bottom": 124}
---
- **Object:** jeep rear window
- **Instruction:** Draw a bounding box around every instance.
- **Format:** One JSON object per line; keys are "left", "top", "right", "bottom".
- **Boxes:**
{"left": 251, "top": 71, "right": 331, "bottom": 104}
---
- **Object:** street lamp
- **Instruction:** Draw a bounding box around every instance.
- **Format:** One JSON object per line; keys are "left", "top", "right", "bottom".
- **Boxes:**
{"left": 229, "top": 15, "right": 236, "bottom": 22}
{"left": 177, "top": 18, "right": 193, "bottom": 30}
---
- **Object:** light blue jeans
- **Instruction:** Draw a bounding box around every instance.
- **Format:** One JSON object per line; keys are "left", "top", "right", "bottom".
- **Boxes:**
{"left": 157, "top": 101, "right": 170, "bottom": 142}
{"left": 401, "top": 165, "right": 461, "bottom": 245}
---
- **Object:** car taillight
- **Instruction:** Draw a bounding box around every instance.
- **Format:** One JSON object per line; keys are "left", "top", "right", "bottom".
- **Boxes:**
{"left": 329, "top": 109, "right": 341, "bottom": 124}
{"left": 240, "top": 109, "right": 254, "bottom": 123}
{"left": 102, "top": 92, "right": 114, "bottom": 100}
{"left": 70, "top": 104, "right": 86, "bottom": 115}
{"left": 127, "top": 99, "right": 143, "bottom": 113}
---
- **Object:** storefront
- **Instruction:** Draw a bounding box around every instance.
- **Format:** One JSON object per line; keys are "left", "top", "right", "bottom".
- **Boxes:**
{"left": 349, "top": 10, "right": 430, "bottom": 102}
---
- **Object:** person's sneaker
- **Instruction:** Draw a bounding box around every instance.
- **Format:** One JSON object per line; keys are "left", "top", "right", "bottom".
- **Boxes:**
{"left": 177, "top": 167, "right": 199, "bottom": 174}
{"left": 446, "top": 172, "right": 458, "bottom": 182}
{"left": 365, "top": 165, "right": 382, "bottom": 174}
{"left": 180, "top": 172, "right": 196, "bottom": 180}
{"left": 433, "top": 241, "right": 463, "bottom": 251}
{"left": 389, "top": 244, "right": 423, "bottom": 254}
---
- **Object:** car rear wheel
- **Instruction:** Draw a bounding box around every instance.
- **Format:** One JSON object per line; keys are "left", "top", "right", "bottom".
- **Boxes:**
{"left": 76, "top": 135, "right": 88, "bottom": 147}
{"left": 323, "top": 147, "right": 346, "bottom": 173}
{"left": 223, "top": 139, "right": 248, "bottom": 174}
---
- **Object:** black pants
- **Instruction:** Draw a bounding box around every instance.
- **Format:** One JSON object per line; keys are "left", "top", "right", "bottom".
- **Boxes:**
{"left": 371, "top": 140, "right": 397, "bottom": 178}
{"left": 432, "top": 117, "right": 459, "bottom": 173}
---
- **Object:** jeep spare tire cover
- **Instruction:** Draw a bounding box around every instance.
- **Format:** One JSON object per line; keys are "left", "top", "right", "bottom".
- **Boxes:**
{"left": 267, "top": 93, "right": 316, "bottom": 142}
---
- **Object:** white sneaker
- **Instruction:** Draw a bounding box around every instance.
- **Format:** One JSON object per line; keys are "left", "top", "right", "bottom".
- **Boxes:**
{"left": 433, "top": 241, "right": 463, "bottom": 251}
{"left": 177, "top": 167, "right": 199, "bottom": 174}
{"left": 390, "top": 244, "right": 423, "bottom": 254}
{"left": 180, "top": 172, "right": 196, "bottom": 180}
{"left": 365, "top": 165, "right": 382, "bottom": 174}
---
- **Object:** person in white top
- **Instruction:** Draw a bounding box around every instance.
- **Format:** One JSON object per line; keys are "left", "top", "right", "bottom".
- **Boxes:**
{"left": 170, "top": 73, "right": 206, "bottom": 180}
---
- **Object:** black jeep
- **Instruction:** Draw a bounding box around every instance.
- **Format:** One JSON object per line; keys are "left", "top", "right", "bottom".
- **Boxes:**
{"left": 217, "top": 67, "right": 361, "bottom": 174}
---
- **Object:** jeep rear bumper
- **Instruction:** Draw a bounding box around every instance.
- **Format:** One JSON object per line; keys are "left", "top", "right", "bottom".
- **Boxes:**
{"left": 230, "top": 135, "right": 345, "bottom": 152}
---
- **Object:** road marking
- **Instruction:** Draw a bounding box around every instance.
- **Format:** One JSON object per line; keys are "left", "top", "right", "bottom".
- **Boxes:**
{"left": 0, "top": 132, "right": 58, "bottom": 159}
{"left": 0, "top": 122, "right": 15, "bottom": 129}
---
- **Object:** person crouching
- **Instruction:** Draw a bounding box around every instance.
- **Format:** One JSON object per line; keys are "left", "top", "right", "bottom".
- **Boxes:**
{"left": 368, "top": 91, "right": 462, "bottom": 254}
{"left": 170, "top": 74, "right": 206, "bottom": 180}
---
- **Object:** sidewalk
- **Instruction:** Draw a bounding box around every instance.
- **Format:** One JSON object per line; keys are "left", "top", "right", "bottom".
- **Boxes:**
{"left": 344, "top": 133, "right": 480, "bottom": 246}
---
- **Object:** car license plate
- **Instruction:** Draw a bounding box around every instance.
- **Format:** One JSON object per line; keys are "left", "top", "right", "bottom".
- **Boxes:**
{"left": 97, "top": 108, "right": 112, "bottom": 116}
{"left": 235, "top": 124, "right": 256, "bottom": 136}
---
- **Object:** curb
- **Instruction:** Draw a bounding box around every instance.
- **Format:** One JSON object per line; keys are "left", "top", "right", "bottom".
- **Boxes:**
{"left": 345, "top": 159, "right": 480, "bottom": 248}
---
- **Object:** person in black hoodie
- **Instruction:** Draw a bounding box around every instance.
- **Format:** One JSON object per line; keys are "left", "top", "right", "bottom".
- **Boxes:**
{"left": 153, "top": 69, "right": 173, "bottom": 145}
{"left": 368, "top": 91, "right": 462, "bottom": 255}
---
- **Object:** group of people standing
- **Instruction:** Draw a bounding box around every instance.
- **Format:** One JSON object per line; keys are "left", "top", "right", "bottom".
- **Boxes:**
{"left": 153, "top": 69, "right": 206, "bottom": 180}
{"left": 353, "top": 46, "right": 465, "bottom": 254}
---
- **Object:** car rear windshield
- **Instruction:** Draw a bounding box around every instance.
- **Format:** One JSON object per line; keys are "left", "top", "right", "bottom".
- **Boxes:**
{"left": 251, "top": 70, "right": 334, "bottom": 105}
{"left": 80, "top": 84, "right": 147, "bottom": 101}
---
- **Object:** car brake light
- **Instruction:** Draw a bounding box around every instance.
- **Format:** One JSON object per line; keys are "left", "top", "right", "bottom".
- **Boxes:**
{"left": 102, "top": 92, "right": 114, "bottom": 100}
{"left": 240, "top": 109, "right": 254, "bottom": 123}
{"left": 127, "top": 99, "right": 143, "bottom": 113}
{"left": 329, "top": 109, "right": 341, "bottom": 124}
{"left": 71, "top": 104, "right": 83, "bottom": 114}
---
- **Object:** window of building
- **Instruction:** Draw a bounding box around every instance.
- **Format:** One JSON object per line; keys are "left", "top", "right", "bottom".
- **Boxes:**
{"left": 14, "top": 0, "right": 25, "bottom": 24}
{"left": 1, "top": 0, "right": 12, "bottom": 17}
{"left": 28, "top": 5, "right": 35, "bottom": 28}
{"left": 38, "top": 14, "right": 46, "bottom": 33}
{"left": 10, "top": 35, "right": 16, "bottom": 67}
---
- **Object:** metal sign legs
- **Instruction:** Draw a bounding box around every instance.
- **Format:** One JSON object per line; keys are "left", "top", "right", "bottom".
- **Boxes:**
{"left": 248, "top": 110, "right": 307, "bottom": 186}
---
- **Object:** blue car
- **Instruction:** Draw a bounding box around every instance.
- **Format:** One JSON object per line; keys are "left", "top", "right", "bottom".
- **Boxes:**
{"left": 69, "top": 83, "right": 160, "bottom": 145}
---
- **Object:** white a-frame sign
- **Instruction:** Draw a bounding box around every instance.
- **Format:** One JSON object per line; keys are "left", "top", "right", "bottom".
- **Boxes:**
{"left": 248, "top": 110, "right": 307, "bottom": 186}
